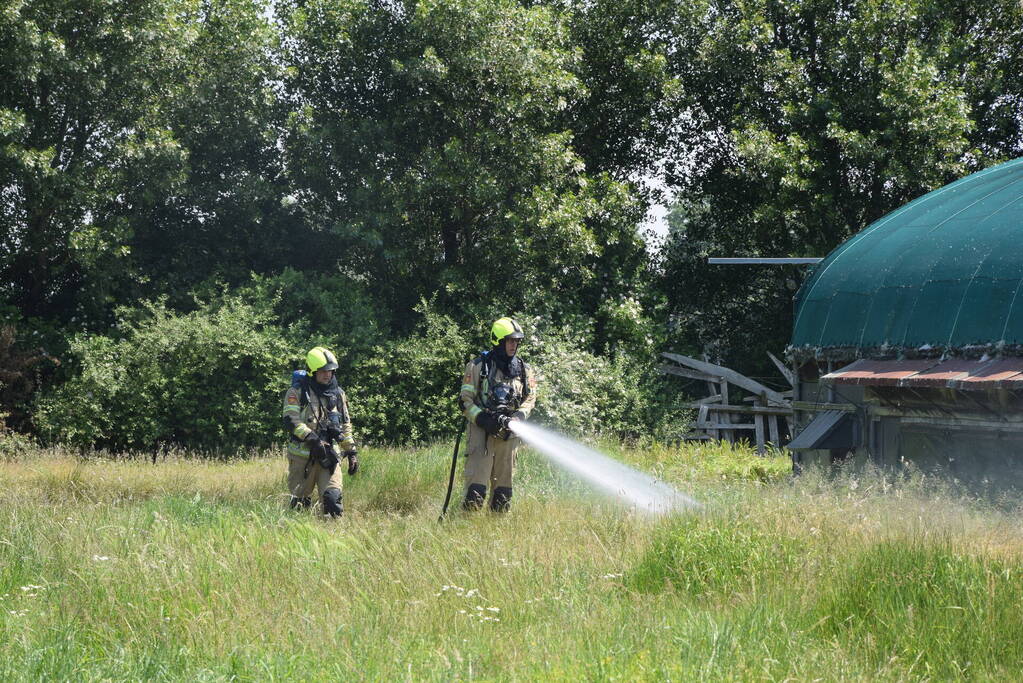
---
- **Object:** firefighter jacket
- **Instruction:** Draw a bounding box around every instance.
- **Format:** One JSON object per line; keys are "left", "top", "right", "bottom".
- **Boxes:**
{"left": 282, "top": 375, "right": 355, "bottom": 458}
{"left": 459, "top": 351, "right": 537, "bottom": 424}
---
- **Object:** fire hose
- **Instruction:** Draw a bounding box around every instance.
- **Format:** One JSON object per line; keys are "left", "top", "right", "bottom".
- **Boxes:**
{"left": 437, "top": 423, "right": 463, "bottom": 522}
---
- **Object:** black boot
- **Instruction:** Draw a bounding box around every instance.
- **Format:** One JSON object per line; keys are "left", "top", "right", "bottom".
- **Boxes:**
{"left": 290, "top": 496, "right": 312, "bottom": 510}
{"left": 323, "top": 488, "right": 343, "bottom": 517}
{"left": 490, "top": 486, "right": 512, "bottom": 513}
{"left": 463, "top": 483, "right": 487, "bottom": 511}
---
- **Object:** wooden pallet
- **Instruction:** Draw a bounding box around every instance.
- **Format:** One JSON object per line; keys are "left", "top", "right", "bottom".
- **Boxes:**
{"left": 659, "top": 352, "right": 794, "bottom": 455}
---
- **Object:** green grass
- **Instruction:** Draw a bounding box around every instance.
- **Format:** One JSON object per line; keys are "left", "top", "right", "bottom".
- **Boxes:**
{"left": 0, "top": 439, "right": 1021, "bottom": 680}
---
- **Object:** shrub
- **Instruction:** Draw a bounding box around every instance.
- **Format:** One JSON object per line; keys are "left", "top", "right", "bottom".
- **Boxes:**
{"left": 345, "top": 302, "right": 472, "bottom": 444}
{"left": 231, "top": 269, "right": 388, "bottom": 363}
{"left": 0, "top": 430, "right": 36, "bottom": 462}
{"left": 32, "top": 292, "right": 689, "bottom": 449}
{"left": 341, "top": 304, "right": 666, "bottom": 445}
{"left": 514, "top": 315, "right": 653, "bottom": 438}
{"left": 635, "top": 373, "right": 697, "bottom": 444}
{"left": 35, "top": 299, "right": 293, "bottom": 452}
{"left": 336, "top": 309, "right": 682, "bottom": 444}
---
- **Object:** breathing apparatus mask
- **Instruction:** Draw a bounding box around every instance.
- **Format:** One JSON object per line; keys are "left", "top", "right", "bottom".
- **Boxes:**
{"left": 486, "top": 383, "right": 519, "bottom": 440}
{"left": 489, "top": 382, "right": 518, "bottom": 414}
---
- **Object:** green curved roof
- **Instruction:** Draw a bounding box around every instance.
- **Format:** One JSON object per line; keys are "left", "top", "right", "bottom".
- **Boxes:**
{"left": 792, "top": 157, "right": 1023, "bottom": 353}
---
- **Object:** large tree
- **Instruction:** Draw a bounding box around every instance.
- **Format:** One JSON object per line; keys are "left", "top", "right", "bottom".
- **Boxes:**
{"left": 557, "top": 0, "right": 700, "bottom": 185}
{"left": 0, "top": 1, "right": 298, "bottom": 326}
{"left": 659, "top": 0, "right": 1023, "bottom": 369}
{"left": 128, "top": 0, "right": 299, "bottom": 304}
{"left": 0, "top": 0, "right": 191, "bottom": 323}
{"left": 278, "top": 0, "right": 654, "bottom": 349}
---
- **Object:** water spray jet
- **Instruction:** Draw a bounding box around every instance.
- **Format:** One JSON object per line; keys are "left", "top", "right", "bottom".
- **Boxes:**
{"left": 509, "top": 421, "right": 700, "bottom": 515}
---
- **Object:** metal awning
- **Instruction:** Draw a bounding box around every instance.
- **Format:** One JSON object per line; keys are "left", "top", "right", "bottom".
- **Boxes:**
{"left": 787, "top": 410, "right": 858, "bottom": 450}
{"left": 822, "top": 358, "right": 1023, "bottom": 391}
{"left": 708, "top": 258, "right": 823, "bottom": 265}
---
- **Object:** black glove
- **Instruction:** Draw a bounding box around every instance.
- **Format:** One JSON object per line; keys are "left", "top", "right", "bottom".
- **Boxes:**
{"left": 344, "top": 450, "right": 359, "bottom": 475}
{"left": 304, "top": 431, "right": 321, "bottom": 444}
{"left": 307, "top": 438, "right": 326, "bottom": 460}
{"left": 474, "top": 411, "right": 501, "bottom": 436}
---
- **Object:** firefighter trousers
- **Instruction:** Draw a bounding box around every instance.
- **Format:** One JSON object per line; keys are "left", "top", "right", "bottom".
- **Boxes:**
{"left": 463, "top": 421, "right": 519, "bottom": 496}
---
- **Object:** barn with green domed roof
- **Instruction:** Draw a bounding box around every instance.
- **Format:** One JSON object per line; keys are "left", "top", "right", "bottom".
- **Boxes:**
{"left": 786, "top": 157, "right": 1023, "bottom": 487}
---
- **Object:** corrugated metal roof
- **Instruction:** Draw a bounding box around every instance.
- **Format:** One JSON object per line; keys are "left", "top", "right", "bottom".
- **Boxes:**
{"left": 906, "top": 359, "right": 979, "bottom": 387}
{"left": 823, "top": 358, "right": 1023, "bottom": 390}
{"left": 791, "top": 157, "right": 1023, "bottom": 353}
{"left": 822, "top": 359, "right": 935, "bottom": 386}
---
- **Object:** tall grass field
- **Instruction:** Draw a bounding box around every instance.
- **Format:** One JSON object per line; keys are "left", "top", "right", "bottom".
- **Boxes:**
{"left": 2, "top": 439, "right": 1022, "bottom": 680}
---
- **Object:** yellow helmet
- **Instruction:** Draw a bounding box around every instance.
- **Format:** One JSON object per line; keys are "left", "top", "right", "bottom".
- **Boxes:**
{"left": 490, "top": 317, "right": 524, "bottom": 347}
{"left": 305, "top": 346, "right": 339, "bottom": 373}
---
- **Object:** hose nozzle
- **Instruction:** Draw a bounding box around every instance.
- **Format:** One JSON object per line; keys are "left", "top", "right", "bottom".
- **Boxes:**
{"left": 495, "top": 413, "right": 520, "bottom": 440}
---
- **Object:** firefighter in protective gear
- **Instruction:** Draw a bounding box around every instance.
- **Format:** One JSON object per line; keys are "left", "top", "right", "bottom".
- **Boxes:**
{"left": 458, "top": 317, "right": 537, "bottom": 512}
{"left": 282, "top": 346, "right": 358, "bottom": 517}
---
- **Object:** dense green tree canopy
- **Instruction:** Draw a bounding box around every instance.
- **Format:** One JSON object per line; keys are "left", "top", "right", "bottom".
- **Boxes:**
{"left": 278, "top": 0, "right": 655, "bottom": 346}
{"left": 0, "top": 0, "right": 191, "bottom": 322}
{"left": 0, "top": 0, "right": 299, "bottom": 325}
{"left": 129, "top": 0, "right": 299, "bottom": 304}
{"left": 2, "top": 0, "right": 1022, "bottom": 444}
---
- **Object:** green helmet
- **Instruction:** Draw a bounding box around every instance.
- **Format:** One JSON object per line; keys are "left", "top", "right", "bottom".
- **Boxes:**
{"left": 306, "top": 346, "right": 339, "bottom": 373}
{"left": 490, "top": 317, "right": 525, "bottom": 347}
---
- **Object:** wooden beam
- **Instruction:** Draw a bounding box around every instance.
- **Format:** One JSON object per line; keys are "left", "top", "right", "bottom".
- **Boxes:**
{"left": 705, "top": 404, "right": 792, "bottom": 416}
{"left": 720, "top": 380, "right": 733, "bottom": 442}
{"left": 754, "top": 414, "right": 765, "bottom": 455}
{"left": 661, "top": 353, "right": 789, "bottom": 405}
{"left": 657, "top": 364, "right": 719, "bottom": 383}
{"left": 694, "top": 394, "right": 722, "bottom": 405}
{"left": 696, "top": 422, "right": 757, "bottom": 431}
{"left": 792, "top": 400, "right": 857, "bottom": 413}
{"left": 767, "top": 351, "right": 796, "bottom": 387}
{"left": 874, "top": 413, "right": 1023, "bottom": 430}
{"left": 699, "top": 399, "right": 718, "bottom": 440}
{"left": 744, "top": 391, "right": 793, "bottom": 403}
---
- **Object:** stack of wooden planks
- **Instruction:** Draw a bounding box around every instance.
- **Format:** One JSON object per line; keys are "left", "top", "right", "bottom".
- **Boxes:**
{"left": 658, "top": 352, "right": 794, "bottom": 455}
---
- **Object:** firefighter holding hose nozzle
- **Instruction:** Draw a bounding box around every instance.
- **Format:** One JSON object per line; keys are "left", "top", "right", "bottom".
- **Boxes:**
{"left": 459, "top": 317, "right": 537, "bottom": 512}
